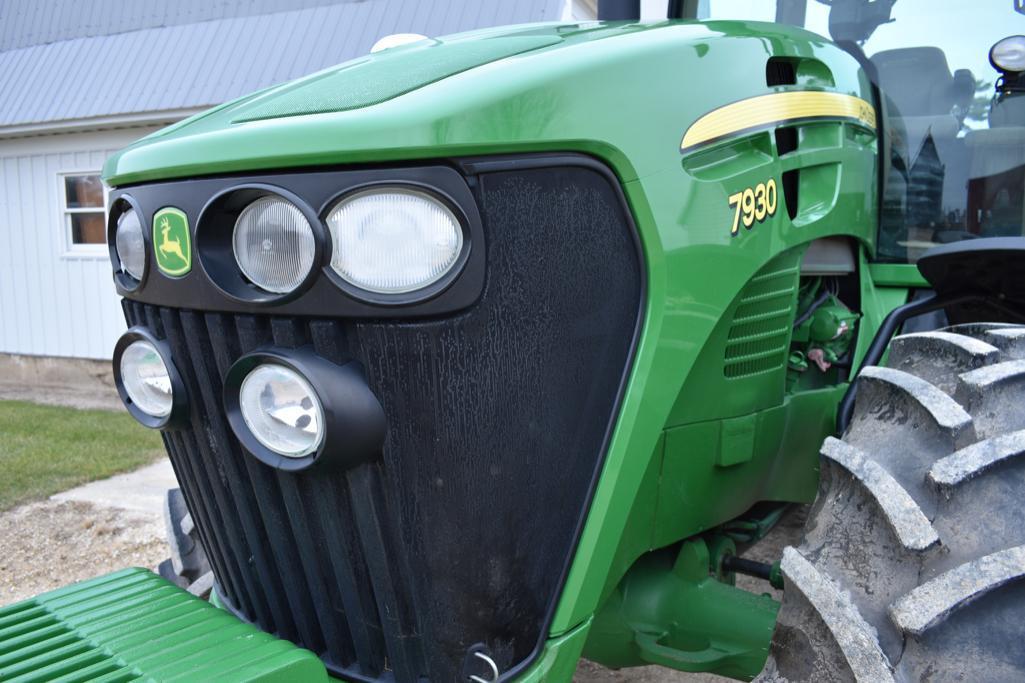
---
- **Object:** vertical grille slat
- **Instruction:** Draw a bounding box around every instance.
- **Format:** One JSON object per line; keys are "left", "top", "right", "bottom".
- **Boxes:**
{"left": 158, "top": 307, "right": 270, "bottom": 625}
{"left": 308, "top": 478, "right": 388, "bottom": 676}
{"left": 266, "top": 319, "right": 357, "bottom": 667}
{"left": 227, "top": 312, "right": 330, "bottom": 656}
{"left": 308, "top": 323, "right": 390, "bottom": 676}
{"left": 275, "top": 476, "right": 357, "bottom": 667}
{"left": 162, "top": 431, "right": 246, "bottom": 609}
{"left": 346, "top": 465, "right": 425, "bottom": 683}
{"left": 126, "top": 303, "right": 237, "bottom": 608}
{"left": 178, "top": 428, "right": 273, "bottom": 623}
{"left": 180, "top": 310, "right": 303, "bottom": 642}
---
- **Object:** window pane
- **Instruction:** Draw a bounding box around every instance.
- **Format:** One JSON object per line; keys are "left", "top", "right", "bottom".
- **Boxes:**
{"left": 71, "top": 212, "right": 106, "bottom": 245}
{"left": 65, "top": 174, "right": 104, "bottom": 209}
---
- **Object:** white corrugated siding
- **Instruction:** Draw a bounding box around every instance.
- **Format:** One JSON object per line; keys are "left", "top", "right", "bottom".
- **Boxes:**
{"left": 0, "top": 128, "right": 158, "bottom": 359}
{"left": 0, "top": 0, "right": 563, "bottom": 128}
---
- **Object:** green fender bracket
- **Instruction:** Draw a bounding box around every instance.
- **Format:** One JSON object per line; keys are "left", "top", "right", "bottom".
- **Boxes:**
{"left": 583, "top": 539, "right": 780, "bottom": 681}
{"left": 0, "top": 568, "right": 327, "bottom": 682}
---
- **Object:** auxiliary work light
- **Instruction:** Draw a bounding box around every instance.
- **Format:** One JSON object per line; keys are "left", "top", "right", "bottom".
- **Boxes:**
{"left": 224, "top": 350, "right": 386, "bottom": 471}
{"left": 327, "top": 187, "right": 465, "bottom": 296}
{"left": 113, "top": 328, "right": 186, "bottom": 429}
{"left": 991, "top": 35, "right": 1025, "bottom": 73}
{"left": 239, "top": 364, "right": 325, "bottom": 458}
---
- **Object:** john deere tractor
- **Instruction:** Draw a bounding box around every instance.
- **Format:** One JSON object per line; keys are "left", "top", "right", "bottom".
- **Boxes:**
{"left": 4, "top": 1, "right": 1025, "bottom": 681}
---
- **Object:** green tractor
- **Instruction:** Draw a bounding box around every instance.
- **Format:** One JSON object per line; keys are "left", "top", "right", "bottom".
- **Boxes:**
{"left": 5, "top": 1, "right": 1025, "bottom": 681}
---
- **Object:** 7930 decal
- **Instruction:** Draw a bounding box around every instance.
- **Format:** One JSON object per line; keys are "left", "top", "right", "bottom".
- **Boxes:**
{"left": 728, "top": 178, "right": 777, "bottom": 236}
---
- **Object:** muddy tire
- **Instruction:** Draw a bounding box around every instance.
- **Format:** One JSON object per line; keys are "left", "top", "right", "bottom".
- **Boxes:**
{"left": 760, "top": 325, "right": 1025, "bottom": 682}
{"left": 158, "top": 487, "right": 213, "bottom": 598}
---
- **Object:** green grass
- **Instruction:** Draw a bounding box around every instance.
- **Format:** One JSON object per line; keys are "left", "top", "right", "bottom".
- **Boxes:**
{"left": 0, "top": 400, "right": 165, "bottom": 512}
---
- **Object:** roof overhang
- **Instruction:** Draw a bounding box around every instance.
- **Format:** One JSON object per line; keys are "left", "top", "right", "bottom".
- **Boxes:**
{"left": 0, "top": 108, "right": 204, "bottom": 141}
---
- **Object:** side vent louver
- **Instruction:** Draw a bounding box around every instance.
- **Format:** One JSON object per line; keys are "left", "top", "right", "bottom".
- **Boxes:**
{"left": 766, "top": 57, "right": 798, "bottom": 86}
{"left": 723, "top": 251, "right": 801, "bottom": 379}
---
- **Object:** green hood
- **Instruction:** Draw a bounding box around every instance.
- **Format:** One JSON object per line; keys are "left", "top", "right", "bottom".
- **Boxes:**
{"left": 102, "top": 19, "right": 857, "bottom": 187}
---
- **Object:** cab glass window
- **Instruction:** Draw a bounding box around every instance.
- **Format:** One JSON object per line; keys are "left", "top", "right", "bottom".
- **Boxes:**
{"left": 697, "top": 0, "right": 1025, "bottom": 262}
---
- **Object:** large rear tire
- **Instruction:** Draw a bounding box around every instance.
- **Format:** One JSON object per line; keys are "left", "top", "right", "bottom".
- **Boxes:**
{"left": 761, "top": 325, "right": 1025, "bottom": 682}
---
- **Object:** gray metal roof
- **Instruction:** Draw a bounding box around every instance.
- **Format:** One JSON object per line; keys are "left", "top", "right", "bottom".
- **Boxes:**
{"left": 0, "top": 0, "right": 564, "bottom": 129}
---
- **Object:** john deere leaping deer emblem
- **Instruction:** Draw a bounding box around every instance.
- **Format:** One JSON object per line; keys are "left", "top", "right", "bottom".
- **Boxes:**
{"left": 152, "top": 207, "right": 191, "bottom": 276}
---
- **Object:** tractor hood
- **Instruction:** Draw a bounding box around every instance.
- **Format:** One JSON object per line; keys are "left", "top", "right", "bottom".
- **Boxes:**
{"left": 102, "top": 20, "right": 854, "bottom": 187}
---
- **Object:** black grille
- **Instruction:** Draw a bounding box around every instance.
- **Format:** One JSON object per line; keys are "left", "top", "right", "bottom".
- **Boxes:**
{"left": 122, "top": 161, "right": 642, "bottom": 681}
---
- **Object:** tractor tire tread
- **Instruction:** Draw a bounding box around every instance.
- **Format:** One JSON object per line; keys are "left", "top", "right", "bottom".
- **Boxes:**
{"left": 759, "top": 327, "right": 1025, "bottom": 682}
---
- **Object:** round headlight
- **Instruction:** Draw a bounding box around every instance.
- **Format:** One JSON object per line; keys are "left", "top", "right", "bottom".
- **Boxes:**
{"left": 239, "top": 364, "right": 324, "bottom": 458}
{"left": 991, "top": 35, "right": 1025, "bottom": 73}
{"left": 120, "top": 340, "right": 173, "bottom": 418}
{"left": 327, "top": 188, "right": 464, "bottom": 295}
{"left": 233, "top": 196, "right": 316, "bottom": 294}
{"left": 115, "top": 208, "right": 146, "bottom": 281}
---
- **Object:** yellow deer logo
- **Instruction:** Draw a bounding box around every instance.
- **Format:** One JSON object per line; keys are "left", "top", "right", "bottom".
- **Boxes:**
{"left": 158, "top": 217, "right": 186, "bottom": 263}
{"left": 153, "top": 208, "right": 191, "bottom": 276}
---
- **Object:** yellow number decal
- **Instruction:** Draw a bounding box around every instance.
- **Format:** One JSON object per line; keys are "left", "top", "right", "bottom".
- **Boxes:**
{"left": 728, "top": 192, "right": 744, "bottom": 235}
{"left": 753, "top": 183, "right": 767, "bottom": 221}
{"left": 727, "top": 178, "right": 779, "bottom": 236}
{"left": 741, "top": 187, "right": 755, "bottom": 228}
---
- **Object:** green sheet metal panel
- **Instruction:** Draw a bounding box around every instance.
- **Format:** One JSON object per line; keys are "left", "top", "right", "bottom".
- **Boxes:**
{"left": 0, "top": 568, "right": 327, "bottom": 683}
{"left": 233, "top": 34, "right": 562, "bottom": 122}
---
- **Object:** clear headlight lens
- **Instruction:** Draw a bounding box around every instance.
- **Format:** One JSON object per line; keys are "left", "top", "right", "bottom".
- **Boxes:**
{"left": 233, "top": 196, "right": 316, "bottom": 294}
{"left": 115, "top": 208, "right": 145, "bottom": 280}
{"left": 120, "top": 340, "right": 172, "bottom": 417}
{"left": 239, "top": 364, "right": 324, "bottom": 458}
{"left": 327, "top": 188, "right": 464, "bottom": 294}
{"left": 992, "top": 35, "right": 1025, "bottom": 72}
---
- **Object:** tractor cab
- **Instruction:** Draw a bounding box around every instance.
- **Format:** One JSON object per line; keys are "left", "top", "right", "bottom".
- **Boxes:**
{"left": 702, "top": 0, "right": 1025, "bottom": 261}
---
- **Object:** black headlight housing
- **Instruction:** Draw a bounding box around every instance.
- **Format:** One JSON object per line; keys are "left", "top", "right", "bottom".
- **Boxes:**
{"left": 223, "top": 348, "right": 386, "bottom": 472}
{"left": 112, "top": 326, "right": 188, "bottom": 429}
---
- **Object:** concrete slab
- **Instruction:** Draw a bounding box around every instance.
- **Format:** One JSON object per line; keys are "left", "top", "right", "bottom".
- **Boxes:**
{"left": 51, "top": 458, "right": 177, "bottom": 518}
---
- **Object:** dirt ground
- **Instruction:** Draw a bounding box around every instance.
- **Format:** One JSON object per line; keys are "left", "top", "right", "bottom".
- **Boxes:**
{"left": 0, "top": 483, "right": 804, "bottom": 682}
{"left": 0, "top": 499, "right": 166, "bottom": 606}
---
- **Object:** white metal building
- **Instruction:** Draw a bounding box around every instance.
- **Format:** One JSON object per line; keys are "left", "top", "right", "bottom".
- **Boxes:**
{"left": 0, "top": 0, "right": 590, "bottom": 361}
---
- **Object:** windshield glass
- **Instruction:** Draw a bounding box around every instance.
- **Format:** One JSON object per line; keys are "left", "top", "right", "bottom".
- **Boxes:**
{"left": 697, "top": 0, "right": 1025, "bottom": 262}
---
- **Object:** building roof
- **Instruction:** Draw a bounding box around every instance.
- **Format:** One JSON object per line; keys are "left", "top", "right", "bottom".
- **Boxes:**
{"left": 0, "top": 0, "right": 564, "bottom": 131}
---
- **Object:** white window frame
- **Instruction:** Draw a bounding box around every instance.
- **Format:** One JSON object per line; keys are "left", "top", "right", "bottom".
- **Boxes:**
{"left": 58, "top": 170, "right": 109, "bottom": 258}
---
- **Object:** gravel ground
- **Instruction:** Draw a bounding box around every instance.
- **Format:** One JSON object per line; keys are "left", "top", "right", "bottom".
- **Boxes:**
{"left": 576, "top": 660, "right": 724, "bottom": 682}
{"left": 0, "top": 499, "right": 166, "bottom": 607}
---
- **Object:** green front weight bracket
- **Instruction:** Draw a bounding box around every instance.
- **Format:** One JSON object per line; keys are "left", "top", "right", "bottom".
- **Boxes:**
{"left": 584, "top": 539, "right": 779, "bottom": 681}
{"left": 0, "top": 568, "right": 327, "bottom": 682}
